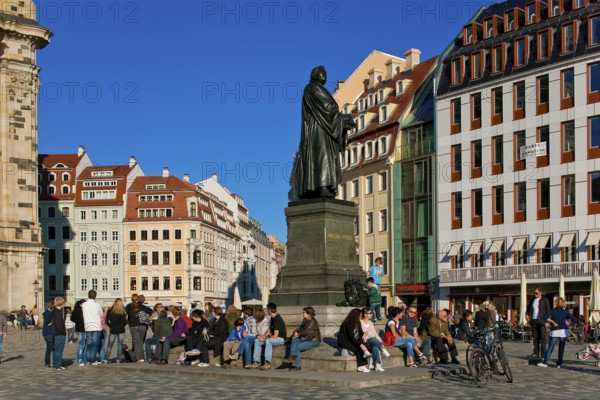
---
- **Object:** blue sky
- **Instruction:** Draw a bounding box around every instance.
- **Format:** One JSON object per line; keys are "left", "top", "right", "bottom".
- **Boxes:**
{"left": 36, "top": 0, "right": 494, "bottom": 241}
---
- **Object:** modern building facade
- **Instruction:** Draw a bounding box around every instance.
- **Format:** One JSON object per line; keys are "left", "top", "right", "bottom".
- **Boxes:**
{"left": 436, "top": 0, "right": 600, "bottom": 321}
{"left": 0, "top": 0, "right": 52, "bottom": 310}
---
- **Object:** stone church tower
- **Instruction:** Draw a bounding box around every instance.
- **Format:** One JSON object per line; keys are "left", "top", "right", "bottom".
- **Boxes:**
{"left": 0, "top": 1, "right": 51, "bottom": 310}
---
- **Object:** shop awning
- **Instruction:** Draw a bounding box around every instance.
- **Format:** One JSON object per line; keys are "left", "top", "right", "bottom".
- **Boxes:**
{"left": 533, "top": 235, "right": 551, "bottom": 250}
{"left": 513, "top": 237, "right": 527, "bottom": 250}
{"left": 558, "top": 233, "right": 575, "bottom": 248}
{"left": 585, "top": 231, "right": 600, "bottom": 246}
{"left": 469, "top": 241, "right": 483, "bottom": 255}
{"left": 488, "top": 240, "right": 504, "bottom": 253}
{"left": 448, "top": 243, "right": 462, "bottom": 257}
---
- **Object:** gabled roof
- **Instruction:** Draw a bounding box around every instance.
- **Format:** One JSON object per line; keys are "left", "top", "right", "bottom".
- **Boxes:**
{"left": 128, "top": 176, "right": 197, "bottom": 192}
{"left": 38, "top": 153, "right": 84, "bottom": 169}
{"left": 78, "top": 165, "right": 135, "bottom": 179}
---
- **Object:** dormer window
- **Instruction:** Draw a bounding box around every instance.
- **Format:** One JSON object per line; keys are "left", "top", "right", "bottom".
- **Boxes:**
{"left": 550, "top": 0, "right": 562, "bottom": 17}
{"left": 358, "top": 115, "right": 365, "bottom": 131}
{"left": 379, "top": 136, "right": 388, "bottom": 155}
{"left": 368, "top": 94, "right": 374, "bottom": 107}
{"left": 526, "top": 2, "right": 539, "bottom": 25}
{"left": 505, "top": 9, "right": 516, "bottom": 31}
{"left": 573, "top": 0, "right": 586, "bottom": 10}
{"left": 48, "top": 173, "right": 56, "bottom": 182}
{"left": 366, "top": 142, "right": 373, "bottom": 159}
{"left": 514, "top": 37, "right": 529, "bottom": 67}
{"left": 396, "top": 80, "right": 404, "bottom": 94}
{"left": 471, "top": 51, "right": 484, "bottom": 80}
{"left": 562, "top": 21, "right": 577, "bottom": 54}
{"left": 464, "top": 24, "right": 475, "bottom": 45}
{"left": 189, "top": 202, "right": 197, "bottom": 218}
{"left": 378, "top": 89, "right": 385, "bottom": 103}
{"left": 379, "top": 105, "right": 388, "bottom": 123}
{"left": 492, "top": 44, "right": 505, "bottom": 74}
{"left": 483, "top": 18, "right": 496, "bottom": 39}
{"left": 451, "top": 57, "right": 463, "bottom": 85}
{"left": 62, "top": 173, "right": 70, "bottom": 181}
{"left": 351, "top": 147, "right": 358, "bottom": 164}
{"left": 358, "top": 98, "right": 364, "bottom": 111}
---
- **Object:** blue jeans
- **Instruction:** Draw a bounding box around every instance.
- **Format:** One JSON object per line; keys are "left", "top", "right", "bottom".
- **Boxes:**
{"left": 253, "top": 337, "right": 285, "bottom": 363}
{"left": 370, "top": 303, "right": 382, "bottom": 321}
{"left": 289, "top": 337, "right": 320, "bottom": 367}
{"left": 53, "top": 335, "right": 66, "bottom": 369}
{"left": 44, "top": 334, "right": 54, "bottom": 366}
{"left": 544, "top": 336, "right": 567, "bottom": 366}
{"left": 85, "top": 331, "right": 102, "bottom": 363}
{"left": 145, "top": 336, "right": 158, "bottom": 361}
{"left": 394, "top": 336, "right": 417, "bottom": 357}
{"left": 105, "top": 333, "right": 125, "bottom": 361}
{"left": 419, "top": 337, "right": 431, "bottom": 357}
{"left": 0, "top": 333, "right": 3, "bottom": 358}
{"left": 77, "top": 332, "right": 87, "bottom": 364}
{"left": 98, "top": 330, "right": 106, "bottom": 361}
{"left": 366, "top": 338, "right": 382, "bottom": 364}
{"left": 238, "top": 335, "right": 256, "bottom": 366}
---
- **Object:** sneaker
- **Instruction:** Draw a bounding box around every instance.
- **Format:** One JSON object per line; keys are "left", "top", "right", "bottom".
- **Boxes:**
{"left": 244, "top": 365, "right": 251, "bottom": 369}
{"left": 419, "top": 354, "right": 428, "bottom": 362}
{"left": 91, "top": 361, "right": 101, "bottom": 366}
{"left": 375, "top": 363, "right": 385, "bottom": 372}
{"left": 363, "top": 350, "right": 371, "bottom": 358}
{"left": 101, "top": 360, "right": 108, "bottom": 364}
{"left": 557, "top": 365, "right": 561, "bottom": 369}
{"left": 382, "top": 348, "right": 390, "bottom": 358}
{"left": 78, "top": 363, "right": 85, "bottom": 367}
{"left": 229, "top": 353, "right": 239, "bottom": 361}
{"left": 190, "top": 360, "right": 200, "bottom": 365}
{"left": 197, "top": 363, "right": 210, "bottom": 368}
{"left": 529, "top": 354, "right": 540, "bottom": 358}
{"left": 214, "top": 363, "right": 221, "bottom": 367}
{"left": 537, "top": 362, "right": 548, "bottom": 367}
{"left": 137, "top": 359, "right": 145, "bottom": 363}
{"left": 250, "top": 362, "right": 260, "bottom": 369}
{"left": 357, "top": 366, "right": 370, "bottom": 373}
{"left": 259, "top": 362, "right": 271, "bottom": 370}
{"left": 407, "top": 362, "right": 418, "bottom": 368}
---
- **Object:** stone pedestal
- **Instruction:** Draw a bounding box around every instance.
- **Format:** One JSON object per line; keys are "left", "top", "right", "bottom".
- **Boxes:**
{"left": 270, "top": 198, "right": 366, "bottom": 334}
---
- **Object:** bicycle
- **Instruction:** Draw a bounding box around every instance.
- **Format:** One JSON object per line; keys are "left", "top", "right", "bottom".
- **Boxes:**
{"left": 466, "top": 327, "right": 513, "bottom": 387}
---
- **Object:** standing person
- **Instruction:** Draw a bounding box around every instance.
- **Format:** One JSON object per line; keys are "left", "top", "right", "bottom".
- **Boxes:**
{"left": 538, "top": 297, "right": 577, "bottom": 368}
{"left": 359, "top": 307, "right": 384, "bottom": 371}
{"left": 71, "top": 299, "right": 86, "bottom": 366}
{"left": 42, "top": 300, "right": 55, "bottom": 368}
{"left": 0, "top": 309, "right": 7, "bottom": 364}
{"left": 125, "top": 293, "right": 152, "bottom": 362}
{"left": 105, "top": 298, "right": 127, "bottom": 363}
{"left": 252, "top": 303, "right": 287, "bottom": 371}
{"left": 18, "top": 305, "right": 29, "bottom": 329}
{"left": 81, "top": 290, "right": 103, "bottom": 365}
{"left": 51, "top": 297, "right": 67, "bottom": 370}
{"left": 337, "top": 308, "right": 371, "bottom": 373}
{"left": 285, "top": 306, "right": 321, "bottom": 371}
{"left": 369, "top": 257, "right": 384, "bottom": 288}
{"left": 365, "top": 277, "right": 383, "bottom": 322}
{"left": 65, "top": 311, "right": 76, "bottom": 344}
{"left": 30, "top": 305, "right": 39, "bottom": 330}
{"left": 527, "top": 287, "right": 551, "bottom": 359}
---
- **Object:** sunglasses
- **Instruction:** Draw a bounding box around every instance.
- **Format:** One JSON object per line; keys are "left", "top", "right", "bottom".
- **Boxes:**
{"left": 534, "top": 292, "right": 540, "bottom": 295}
{"left": 367, "top": 311, "right": 373, "bottom": 314}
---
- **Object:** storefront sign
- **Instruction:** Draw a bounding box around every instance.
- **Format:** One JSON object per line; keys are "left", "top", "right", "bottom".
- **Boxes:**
{"left": 395, "top": 283, "right": 429, "bottom": 294}
{"left": 520, "top": 142, "right": 547, "bottom": 158}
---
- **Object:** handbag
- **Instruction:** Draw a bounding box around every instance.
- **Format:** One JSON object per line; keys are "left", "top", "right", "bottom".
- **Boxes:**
{"left": 138, "top": 311, "right": 152, "bottom": 325}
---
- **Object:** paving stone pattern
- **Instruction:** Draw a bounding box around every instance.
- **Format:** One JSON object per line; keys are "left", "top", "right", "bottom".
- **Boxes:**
{"left": 0, "top": 327, "right": 599, "bottom": 399}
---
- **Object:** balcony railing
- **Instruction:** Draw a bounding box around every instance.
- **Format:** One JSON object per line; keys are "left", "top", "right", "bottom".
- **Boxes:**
{"left": 440, "top": 261, "right": 599, "bottom": 285}
{"left": 395, "top": 139, "right": 434, "bottom": 161}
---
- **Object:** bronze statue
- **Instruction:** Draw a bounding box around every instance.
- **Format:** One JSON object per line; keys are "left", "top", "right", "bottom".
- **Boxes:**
{"left": 289, "top": 66, "right": 355, "bottom": 201}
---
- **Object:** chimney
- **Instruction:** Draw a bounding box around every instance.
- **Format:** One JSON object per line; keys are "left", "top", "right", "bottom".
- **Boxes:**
{"left": 162, "top": 167, "right": 170, "bottom": 178}
{"left": 405, "top": 48, "right": 421, "bottom": 70}
{"left": 368, "top": 68, "right": 383, "bottom": 89}
{"left": 77, "top": 145, "right": 85, "bottom": 156}
{"left": 183, "top": 173, "right": 190, "bottom": 182}
{"left": 129, "top": 156, "right": 136, "bottom": 167}
{"left": 385, "top": 58, "right": 403, "bottom": 80}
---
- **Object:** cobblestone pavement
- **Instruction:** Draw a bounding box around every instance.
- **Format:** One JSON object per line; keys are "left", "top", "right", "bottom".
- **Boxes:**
{"left": 0, "top": 328, "right": 599, "bottom": 399}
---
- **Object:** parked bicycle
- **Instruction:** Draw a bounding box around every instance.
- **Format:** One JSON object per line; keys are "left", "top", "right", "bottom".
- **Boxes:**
{"left": 466, "top": 327, "right": 513, "bottom": 387}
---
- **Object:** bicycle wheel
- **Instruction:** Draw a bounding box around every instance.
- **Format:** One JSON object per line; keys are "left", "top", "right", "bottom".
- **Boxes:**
{"left": 468, "top": 347, "right": 490, "bottom": 387}
{"left": 497, "top": 347, "right": 513, "bottom": 383}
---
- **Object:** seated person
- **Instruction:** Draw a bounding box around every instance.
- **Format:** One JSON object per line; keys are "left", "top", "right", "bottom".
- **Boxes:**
{"left": 199, "top": 307, "right": 229, "bottom": 367}
{"left": 337, "top": 308, "right": 371, "bottom": 373}
{"left": 400, "top": 306, "right": 431, "bottom": 364}
{"left": 285, "top": 306, "right": 321, "bottom": 371}
{"left": 428, "top": 309, "right": 460, "bottom": 364}
{"left": 222, "top": 318, "right": 246, "bottom": 368}
{"left": 252, "top": 302, "right": 287, "bottom": 370}
{"left": 456, "top": 310, "right": 475, "bottom": 343}
{"left": 166, "top": 307, "right": 188, "bottom": 352}
{"left": 150, "top": 310, "right": 173, "bottom": 365}
{"left": 185, "top": 309, "right": 210, "bottom": 354}
{"left": 386, "top": 307, "right": 424, "bottom": 368}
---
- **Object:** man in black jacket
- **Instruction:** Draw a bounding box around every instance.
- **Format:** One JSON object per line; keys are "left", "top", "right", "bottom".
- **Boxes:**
{"left": 527, "top": 288, "right": 550, "bottom": 358}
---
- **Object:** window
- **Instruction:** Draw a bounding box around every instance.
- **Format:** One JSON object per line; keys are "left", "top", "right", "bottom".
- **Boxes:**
{"left": 47, "top": 185, "right": 55, "bottom": 195}
{"left": 190, "top": 229, "right": 196, "bottom": 239}
{"left": 472, "top": 189, "right": 483, "bottom": 227}
{"left": 505, "top": 9, "right": 515, "bottom": 31}
{"left": 537, "top": 30, "right": 551, "bottom": 60}
{"left": 112, "top": 253, "right": 119, "bottom": 266}
{"left": 61, "top": 185, "right": 69, "bottom": 195}
{"left": 102, "top": 253, "right": 108, "bottom": 266}
{"left": 561, "top": 233, "right": 577, "bottom": 262}
{"left": 80, "top": 210, "right": 86, "bottom": 220}
{"left": 379, "top": 209, "right": 388, "bottom": 232}
{"left": 491, "top": 87, "right": 503, "bottom": 125}
{"left": 538, "top": 178, "right": 550, "bottom": 220}
{"left": 379, "top": 105, "right": 388, "bottom": 122}
{"left": 550, "top": 0, "right": 562, "bottom": 17}
{"left": 111, "top": 231, "right": 118, "bottom": 241}
{"left": 492, "top": 45, "right": 504, "bottom": 74}
{"left": 526, "top": 2, "right": 537, "bottom": 24}
{"left": 162, "top": 251, "right": 170, "bottom": 265}
{"left": 81, "top": 279, "right": 87, "bottom": 292}
{"left": 590, "top": 15, "right": 600, "bottom": 47}
{"left": 162, "top": 229, "right": 169, "bottom": 240}
{"left": 189, "top": 202, "right": 197, "bottom": 218}
{"left": 129, "top": 231, "right": 136, "bottom": 241}
{"left": 141, "top": 277, "right": 148, "bottom": 291}
{"left": 175, "top": 229, "right": 182, "bottom": 240}
{"left": 129, "top": 252, "right": 136, "bottom": 265}
{"left": 152, "top": 277, "right": 159, "bottom": 291}
{"left": 471, "top": 140, "right": 482, "bottom": 179}
{"left": 380, "top": 251, "right": 388, "bottom": 275}
{"left": 484, "top": 18, "right": 495, "bottom": 38}
{"left": 365, "top": 176, "right": 373, "bottom": 195}
{"left": 365, "top": 142, "right": 373, "bottom": 159}
{"left": 100, "top": 231, "right": 107, "bottom": 241}
{"left": 451, "top": 144, "right": 461, "bottom": 182}
{"left": 380, "top": 136, "right": 388, "bottom": 154}
{"left": 112, "top": 210, "right": 118, "bottom": 219}
{"left": 112, "top": 278, "right": 119, "bottom": 291}
{"left": 471, "top": 51, "right": 483, "bottom": 80}
{"left": 91, "top": 210, "right": 97, "bottom": 220}
{"left": 491, "top": 241, "right": 506, "bottom": 266}
{"left": 515, "top": 182, "right": 527, "bottom": 222}
{"left": 102, "top": 278, "right": 108, "bottom": 291}
{"left": 514, "top": 37, "right": 528, "bottom": 67}
{"left": 493, "top": 185, "right": 504, "bottom": 225}
{"left": 48, "top": 207, "right": 56, "bottom": 218}
{"left": 193, "top": 250, "right": 201, "bottom": 264}
{"left": 452, "top": 192, "right": 462, "bottom": 229}
{"left": 451, "top": 98, "right": 461, "bottom": 134}
{"left": 351, "top": 179, "right": 359, "bottom": 197}
{"left": 562, "top": 175, "right": 576, "bottom": 218}
{"left": 61, "top": 207, "right": 70, "bottom": 217}
{"left": 561, "top": 68, "right": 575, "bottom": 109}
{"left": 62, "top": 226, "right": 69, "bottom": 240}
{"left": 175, "top": 251, "right": 182, "bottom": 264}
{"left": 91, "top": 231, "right": 97, "bottom": 241}
{"left": 48, "top": 226, "right": 55, "bottom": 240}
{"left": 366, "top": 212, "right": 374, "bottom": 234}
{"left": 48, "top": 249, "right": 56, "bottom": 264}
{"left": 562, "top": 22, "right": 576, "bottom": 54}
{"left": 562, "top": 120, "right": 575, "bottom": 163}
{"left": 451, "top": 58, "right": 463, "bottom": 85}
{"left": 464, "top": 24, "right": 475, "bottom": 45}
{"left": 588, "top": 116, "right": 600, "bottom": 159}
{"left": 514, "top": 131, "right": 526, "bottom": 171}
{"left": 514, "top": 81, "right": 525, "bottom": 120}
{"left": 537, "top": 126, "right": 550, "bottom": 167}
{"left": 354, "top": 217, "right": 359, "bottom": 236}
{"left": 379, "top": 171, "right": 387, "bottom": 191}
{"left": 91, "top": 278, "right": 98, "bottom": 291}
{"left": 471, "top": 93, "right": 481, "bottom": 130}
{"left": 193, "top": 277, "right": 201, "bottom": 290}
{"left": 366, "top": 253, "right": 374, "bottom": 269}
{"left": 163, "top": 276, "right": 170, "bottom": 291}
{"left": 514, "top": 238, "right": 528, "bottom": 265}
{"left": 492, "top": 135, "right": 504, "bottom": 175}
{"left": 81, "top": 254, "right": 87, "bottom": 266}
{"left": 141, "top": 230, "right": 148, "bottom": 240}
{"left": 590, "top": 172, "right": 600, "bottom": 213}
{"left": 129, "top": 277, "right": 136, "bottom": 291}
{"left": 589, "top": 62, "right": 600, "bottom": 104}
{"left": 573, "top": 0, "right": 586, "bottom": 9}
{"left": 152, "top": 251, "right": 159, "bottom": 265}
{"left": 141, "top": 252, "right": 148, "bottom": 265}
{"left": 176, "top": 277, "right": 182, "bottom": 290}
{"left": 63, "top": 275, "right": 71, "bottom": 290}
{"left": 152, "top": 230, "right": 159, "bottom": 240}
{"left": 537, "top": 75, "right": 549, "bottom": 114}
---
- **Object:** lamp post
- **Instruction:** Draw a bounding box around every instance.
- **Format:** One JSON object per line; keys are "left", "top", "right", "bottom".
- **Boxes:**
{"left": 33, "top": 280, "right": 40, "bottom": 308}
